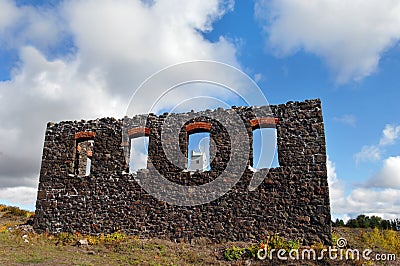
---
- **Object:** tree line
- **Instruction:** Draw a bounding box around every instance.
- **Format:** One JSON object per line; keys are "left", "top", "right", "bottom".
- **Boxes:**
{"left": 332, "top": 215, "right": 400, "bottom": 230}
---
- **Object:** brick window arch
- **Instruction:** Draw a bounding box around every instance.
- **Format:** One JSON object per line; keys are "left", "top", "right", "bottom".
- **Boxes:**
{"left": 185, "top": 121, "right": 211, "bottom": 134}
{"left": 250, "top": 117, "right": 278, "bottom": 130}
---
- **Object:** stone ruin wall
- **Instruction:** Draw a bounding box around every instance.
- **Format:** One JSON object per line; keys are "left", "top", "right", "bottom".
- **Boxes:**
{"left": 33, "top": 98, "right": 332, "bottom": 245}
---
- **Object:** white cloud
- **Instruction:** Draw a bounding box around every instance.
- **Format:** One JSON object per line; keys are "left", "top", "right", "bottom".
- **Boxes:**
{"left": 341, "top": 188, "right": 400, "bottom": 220}
{"left": 0, "top": 2, "right": 63, "bottom": 52}
{"left": 366, "top": 156, "right": 400, "bottom": 189}
{"left": 0, "top": 46, "right": 122, "bottom": 188}
{"left": 328, "top": 156, "right": 400, "bottom": 220}
{"left": 333, "top": 114, "right": 356, "bottom": 127}
{"left": 255, "top": 0, "right": 400, "bottom": 83}
{"left": 379, "top": 124, "right": 400, "bottom": 146}
{"left": 0, "top": 0, "right": 19, "bottom": 34}
{"left": 354, "top": 123, "right": 400, "bottom": 164}
{"left": 330, "top": 184, "right": 400, "bottom": 220}
{"left": 348, "top": 124, "right": 400, "bottom": 218}
{"left": 327, "top": 157, "right": 346, "bottom": 211}
{"left": 62, "top": 0, "right": 238, "bottom": 96}
{"left": 0, "top": 186, "right": 38, "bottom": 210}
{"left": 354, "top": 145, "right": 381, "bottom": 164}
{"left": 0, "top": 0, "right": 241, "bottom": 209}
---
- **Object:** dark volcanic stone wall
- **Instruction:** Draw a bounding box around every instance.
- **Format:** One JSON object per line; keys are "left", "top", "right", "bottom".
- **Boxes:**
{"left": 34, "top": 99, "right": 332, "bottom": 245}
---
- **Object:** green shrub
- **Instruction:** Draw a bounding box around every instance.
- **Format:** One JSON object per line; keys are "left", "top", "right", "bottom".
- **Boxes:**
{"left": 56, "top": 232, "right": 76, "bottom": 244}
{"left": 3, "top": 206, "right": 31, "bottom": 217}
{"left": 224, "top": 246, "right": 245, "bottom": 261}
{"left": 243, "top": 244, "right": 260, "bottom": 258}
{"left": 102, "top": 231, "right": 126, "bottom": 243}
{"left": 363, "top": 228, "right": 400, "bottom": 254}
{"left": 287, "top": 239, "right": 301, "bottom": 250}
{"left": 224, "top": 234, "right": 301, "bottom": 261}
{"left": 268, "top": 234, "right": 300, "bottom": 251}
{"left": 86, "top": 231, "right": 127, "bottom": 245}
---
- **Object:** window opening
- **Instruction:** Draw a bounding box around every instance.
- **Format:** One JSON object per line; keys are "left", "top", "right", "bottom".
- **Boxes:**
{"left": 252, "top": 128, "right": 279, "bottom": 169}
{"left": 187, "top": 132, "right": 210, "bottom": 171}
{"left": 129, "top": 136, "right": 149, "bottom": 173}
{"left": 76, "top": 139, "right": 94, "bottom": 176}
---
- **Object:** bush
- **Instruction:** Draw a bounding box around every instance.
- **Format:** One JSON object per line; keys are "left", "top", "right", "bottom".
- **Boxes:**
{"left": 79, "top": 231, "right": 128, "bottom": 245}
{"left": 362, "top": 228, "right": 400, "bottom": 254}
{"left": 1, "top": 205, "right": 34, "bottom": 217}
{"left": 267, "top": 234, "right": 300, "bottom": 251}
{"left": 224, "top": 246, "right": 245, "bottom": 261}
{"left": 223, "top": 234, "right": 301, "bottom": 261}
{"left": 56, "top": 232, "right": 76, "bottom": 244}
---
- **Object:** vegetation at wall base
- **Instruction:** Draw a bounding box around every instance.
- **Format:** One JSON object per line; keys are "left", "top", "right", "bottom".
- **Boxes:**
{"left": 1, "top": 205, "right": 399, "bottom": 265}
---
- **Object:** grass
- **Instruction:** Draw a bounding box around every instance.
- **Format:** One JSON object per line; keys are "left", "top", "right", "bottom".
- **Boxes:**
{"left": 0, "top": 205, "right": 399, "bottom": 265}
{"left": 0, "top": 214, "right": 221, "bottom": 265}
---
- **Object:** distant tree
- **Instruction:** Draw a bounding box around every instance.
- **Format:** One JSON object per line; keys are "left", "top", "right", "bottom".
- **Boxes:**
{"left": 356, "top": 214, "right": 370, "bottom": 228}
{"left": 343, "top": 214, "right": 398, "bottom": 230}
{"left": 346, "top": 219, "right": 359, "bottom": 228}
{"left": 370, "top": 216, "right": 382, "bottom": 228}
{"left": 338, "top": 219, "right": 345, "bottom": 227}
{"left": 332, "top": 219, "right": 339, "bottom": 227}
{"left": 332, "top": 218, "right": 345, "bottom": 227}
{"left": 381, "top": 220, "right": 390, "bottom": 230}
{"left": 390, "top": 219, "right": 400, "bottom": 231}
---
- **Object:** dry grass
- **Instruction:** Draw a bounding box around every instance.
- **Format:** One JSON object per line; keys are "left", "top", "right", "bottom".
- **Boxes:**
{"left": 0, "top": 206, "right": 399, "bottom": 265}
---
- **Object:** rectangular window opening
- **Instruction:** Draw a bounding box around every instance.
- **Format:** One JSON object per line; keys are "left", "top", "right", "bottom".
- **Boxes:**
{"left": 187, "top": 132, "right": 210, "bottom": 172}
{"left": 76, "top": 139, "right": 94, "bottom": 176}
{"left": 129, "top": 136, "right": 149, "bottom": 173}
{"left": 252, "top": 128, "right": 280, "bottom": 169}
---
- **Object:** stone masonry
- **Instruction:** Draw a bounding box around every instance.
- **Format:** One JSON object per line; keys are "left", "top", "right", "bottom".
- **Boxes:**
{"left": 34, "top": 98, "right": 332, "bottom": 245}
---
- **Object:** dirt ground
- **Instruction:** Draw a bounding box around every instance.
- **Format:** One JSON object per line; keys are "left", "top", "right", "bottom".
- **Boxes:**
{"left": 0, "top": 210, "right": 398, "bottom": 265}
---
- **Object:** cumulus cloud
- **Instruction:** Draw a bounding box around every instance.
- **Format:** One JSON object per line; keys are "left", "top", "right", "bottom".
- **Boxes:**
{"left": 335, "top": 188, "right": 400, "bottom": 220}
{"left": 0, "top": 186, "right": 38, "bottom": 209}
{"left": 62, "top": 0, "right": 238, "bottom": 96}
{"left": 0, "top": 0, "right": 240, "bottom": 209}
{"left": 0, "top": 1, "right": 63, "bottom": 52}
{"left": 0, "top": 0, "right": 19, "bottom": 34}
{"left": 328, "top": 156, "right": 400, "bottom": 220}
{"left": 0, "top": 46, "right": 122, "bottom": 189}
{"left": 255, "top": 0, "right": 400, "bottom": 83}
{"left": 344, "top": 124, "right": 400, "bottom": 219}
{"left": 366, "top": 156, "right": 400, "bottom": 189}
{"left": 327, "top": 157, "right": 345, "bottom": 210}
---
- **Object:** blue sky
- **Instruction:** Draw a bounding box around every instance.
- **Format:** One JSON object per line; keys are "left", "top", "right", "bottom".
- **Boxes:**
{"left": 0, "top": 0, "right": 399, "bottom": 221}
